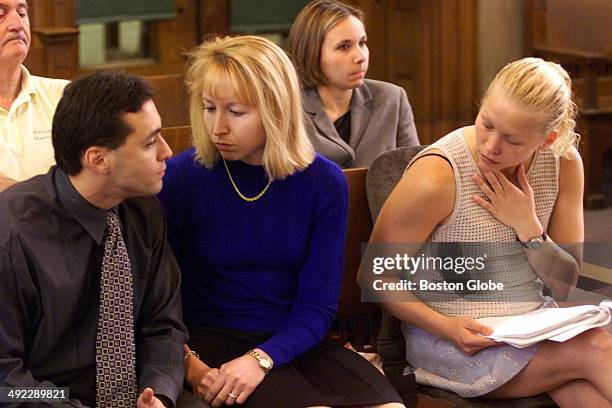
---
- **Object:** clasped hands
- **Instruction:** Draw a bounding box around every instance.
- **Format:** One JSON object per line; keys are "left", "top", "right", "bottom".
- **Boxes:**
{"left": 187, "top": 352, "right": 267, "bottom": 407}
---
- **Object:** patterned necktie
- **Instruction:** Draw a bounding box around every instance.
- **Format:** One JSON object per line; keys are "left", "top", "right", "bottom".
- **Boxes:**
{"left": 96, "top": 211, "right": 138, "bottom": 407}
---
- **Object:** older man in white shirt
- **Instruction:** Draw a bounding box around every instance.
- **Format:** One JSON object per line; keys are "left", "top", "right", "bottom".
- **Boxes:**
{"left": 0, "top": 0, "right": 68, "bottom": 191}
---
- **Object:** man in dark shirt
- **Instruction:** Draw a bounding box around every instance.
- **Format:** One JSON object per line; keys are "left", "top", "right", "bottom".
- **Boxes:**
{"left": 0, "top": 71, "right": 187, "bottom": 407}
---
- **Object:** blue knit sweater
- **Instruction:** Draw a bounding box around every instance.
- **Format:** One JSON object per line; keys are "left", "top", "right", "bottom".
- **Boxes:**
{"left": 158, "top": 150, "right": 348, "bottom": 366}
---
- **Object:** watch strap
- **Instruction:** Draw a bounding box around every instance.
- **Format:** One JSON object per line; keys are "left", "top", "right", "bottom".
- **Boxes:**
{"left": 517, "top": 231, "right": 547, "bottom": 249}
{"left": 246, "top": 349, "right": 272, "bottom": 374}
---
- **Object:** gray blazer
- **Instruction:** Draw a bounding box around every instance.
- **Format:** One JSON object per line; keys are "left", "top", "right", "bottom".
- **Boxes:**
{"left": 303, "top": 79, "right": 419, "bottom": 168}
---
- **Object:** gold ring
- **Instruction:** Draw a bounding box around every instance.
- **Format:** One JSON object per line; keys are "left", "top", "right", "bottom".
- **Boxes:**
{"left": 228, "top": 392, "right": 238, "bottom": 399}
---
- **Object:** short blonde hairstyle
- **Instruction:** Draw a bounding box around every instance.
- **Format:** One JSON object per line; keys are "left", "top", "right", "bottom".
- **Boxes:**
{"left": 483, "top": 57, "right": 579, "bottom": 157}
{"left": 288, "top": 0, "right": 365, "bottom": 88}
{"left": 186, "top": 35, "right": 315, "bottom": 180}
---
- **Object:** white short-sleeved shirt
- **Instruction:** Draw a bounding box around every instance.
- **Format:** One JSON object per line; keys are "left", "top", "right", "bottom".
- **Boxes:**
{"left": 0, "top": 66, "right": 69, "bottom": 181}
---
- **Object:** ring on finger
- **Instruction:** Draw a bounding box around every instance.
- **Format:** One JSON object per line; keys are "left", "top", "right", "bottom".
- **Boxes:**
{"left": 228, "top": 392, "right": 238, "bottom": 400}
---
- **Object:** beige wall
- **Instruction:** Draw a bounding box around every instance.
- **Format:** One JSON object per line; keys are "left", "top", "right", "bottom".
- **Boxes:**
{"left": 477, "top": 0, "right": 525, "bottom": 98}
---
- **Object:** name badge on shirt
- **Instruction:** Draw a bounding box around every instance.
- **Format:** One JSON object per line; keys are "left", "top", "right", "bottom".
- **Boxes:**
{"left": 33, "top": 129, "right": 52, "bottom": 140}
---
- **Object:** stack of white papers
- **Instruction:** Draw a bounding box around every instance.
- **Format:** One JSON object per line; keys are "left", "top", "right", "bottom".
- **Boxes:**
{"left": 477, "top": 300, "right": 612, "bottom": 348}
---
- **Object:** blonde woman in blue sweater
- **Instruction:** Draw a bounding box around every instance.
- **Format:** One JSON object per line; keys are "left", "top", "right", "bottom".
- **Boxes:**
{"left": 159, "top": 36, "right": 404, "bottom": 408}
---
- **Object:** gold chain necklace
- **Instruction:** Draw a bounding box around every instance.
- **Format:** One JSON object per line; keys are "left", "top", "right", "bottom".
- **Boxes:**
{"left": 223, "top": 158, "right": 271, "bottom": 202}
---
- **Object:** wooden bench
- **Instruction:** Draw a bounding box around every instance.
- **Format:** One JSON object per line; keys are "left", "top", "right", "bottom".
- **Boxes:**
{"left": 336, "top": 168, "right": 380, "bottom": 350}
{"left": 147, "top": 74, "right": 191, "bottom": 128}
{"left": 164, "top": 125, "right": 192, "bottom": 156}
{"left": 339, "top": 167, "right": 452, "bottom": 408}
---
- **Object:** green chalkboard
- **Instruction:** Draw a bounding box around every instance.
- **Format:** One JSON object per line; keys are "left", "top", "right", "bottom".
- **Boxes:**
{"left": 230, "top": 0, "right": 311, "bottom": 33}
{"left": 75, "top": 0, "right": 176, "bottom": 24}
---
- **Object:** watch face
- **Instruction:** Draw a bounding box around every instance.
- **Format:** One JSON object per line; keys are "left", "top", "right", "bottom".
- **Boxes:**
{"left": 260, "top": 358, "right": 272, "bottom": 369}
{"left": 527, "top": 239, "right": 543, "bottom": 250}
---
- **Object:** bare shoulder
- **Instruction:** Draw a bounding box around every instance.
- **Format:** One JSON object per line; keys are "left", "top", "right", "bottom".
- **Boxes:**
{"left": 559, "top": 146, "right": 583, "bottom": 169}
{"left": 372, "top": 149, "right": 455, "bottom": 242}
{"left": 402, "top": 148, "right": 454, "bottom": 194}
{"left": 558, "top": 146, "right": 584, "bottom": 188}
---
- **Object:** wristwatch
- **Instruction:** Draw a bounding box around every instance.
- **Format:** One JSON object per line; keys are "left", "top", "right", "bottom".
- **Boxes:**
{"left": 246, "top": 349, "right": 273, "bottom": 374}
{"left": 517, "top": 232, "right": 547, "bottom": 250}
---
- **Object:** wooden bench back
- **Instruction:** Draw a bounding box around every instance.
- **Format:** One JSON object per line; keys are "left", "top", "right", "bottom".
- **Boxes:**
{"left": 163, "top": 125, "right": 192, "bottom": 156}
{"left": 335, "top": 168, "right": 381, "bottom": 350}
{"left": 147, "top": 74, "right": 190, "bottom": 128}
{"left": 339, "top": 167, "right": 377, "bottom": 317}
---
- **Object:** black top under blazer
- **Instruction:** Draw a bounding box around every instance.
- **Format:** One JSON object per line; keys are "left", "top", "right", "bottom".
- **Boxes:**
{"left": 302, "top": 79, "right": 419, "bottom": 168}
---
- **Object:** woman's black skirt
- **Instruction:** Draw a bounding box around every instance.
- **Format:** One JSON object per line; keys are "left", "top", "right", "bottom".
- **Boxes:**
{"left": 188, "top": 324, "right": 402, "bottom": 408}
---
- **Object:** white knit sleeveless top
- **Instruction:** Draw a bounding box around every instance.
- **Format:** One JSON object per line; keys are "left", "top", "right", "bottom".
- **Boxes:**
{"left": 407, "top": 128, "right": 560, "bottom": 318}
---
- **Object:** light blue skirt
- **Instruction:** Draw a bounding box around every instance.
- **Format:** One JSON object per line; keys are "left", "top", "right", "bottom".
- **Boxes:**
{"left": 402, "top": 324, "right": 542, "bottom": 397}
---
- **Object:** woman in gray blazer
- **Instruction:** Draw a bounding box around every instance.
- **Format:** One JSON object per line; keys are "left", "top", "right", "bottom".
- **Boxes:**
{"left": 288, "top": 0, "right": 419, "bottom": 168}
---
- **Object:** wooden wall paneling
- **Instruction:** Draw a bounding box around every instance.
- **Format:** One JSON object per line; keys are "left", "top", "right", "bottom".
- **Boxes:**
{"left": 388, "top": 0, "right": 478, "bottom": 145}
{"left": 457, "top": 0, "right": 478, "bottom": 121}
{"left": 53, "top": 0, "right": 75, "bottom": 26}
{"left": 578, "top": 111, "right": 612, "bottom": 208}
{"left": 26, "top": 0, "right": 227, "bottom": 78}
{"left": 434, "top": 0, "right": 477, "bottom": 142}
{"left": 386, "top": 0, "right": 418, "bottom": 109}
{"left": 386, "top": 0, "right": 425, "bottom": 143}
{"left": 32, "top": 27, "right": 79, "bottom": 79}
{"left": 24, "top": 0, "right": 55, "bottom": 76}
{"left": 22, "top": 50, "right": 44, "bottom": 76}
{"left": 24, "top": 1, "right": 77, "bottom": 77}
{"left": 545, "top": 0, "right": 612, "bottom": 55}
{"left": 344, "top": 0, "right": 387, "bottom": 82}
{"left": 436, "top": 0, "right": 456, "bottom": 135}
{"left": 379, "top": 0, "right": 435, "bottom": 145}
{"left": 435, "top": 0, "right": 452, "bottom": 140}
{"left": 526, "top": 1, "right": 612, "bottom": 207}
{"left": 27, "top": 0, "right": 54, "bottom": 27}
{"left": 367, "top": 0, "right": 388, "bottom": 82}
{"left": 199, "top": 0, "right": 229, "bottom": 40}
{"left": 413, "top": 0, "right": 478, "bottom": 145}
{"left": 415, "top": 0, "right": 434, "bottom": 145}
{"left": 125, "top": 0, "right": 198, "bottom": 76}
{"left": 28, "top": 0, "right": 74, "bottom": 26}
{"left": 533, "top": 45, "right": 608, "bottom": 110}
{"left": 525, "top": 0, "right": 547, "bottom": 52}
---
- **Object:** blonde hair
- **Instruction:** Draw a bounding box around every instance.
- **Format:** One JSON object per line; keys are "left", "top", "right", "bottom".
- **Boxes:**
{"left": 483, "top": 57, "right": 579, "bottom": 157}
{"left": 288, "top": 0, "right": 365, "bottom": 88}
{"left": 186, "top": 35, "right": 315, "bottom": 180}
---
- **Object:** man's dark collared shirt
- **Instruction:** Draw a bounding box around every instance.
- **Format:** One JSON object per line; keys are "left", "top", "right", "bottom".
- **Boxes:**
{"left": 0, "top": 167, "right": 187, "bottom": 407}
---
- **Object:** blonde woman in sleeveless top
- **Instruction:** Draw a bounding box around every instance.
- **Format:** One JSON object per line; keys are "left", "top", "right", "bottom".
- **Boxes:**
{"left": 366, "top": 58, "right": 612, "bottom": 406}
